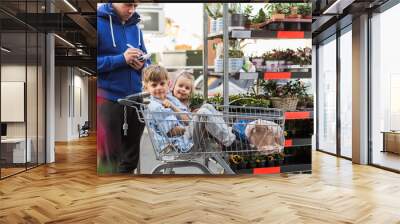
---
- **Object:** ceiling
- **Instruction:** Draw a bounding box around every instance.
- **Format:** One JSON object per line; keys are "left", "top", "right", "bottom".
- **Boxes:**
{"left": 0, "top": 0, "right": 100, "bottom": 73}
{"left": 312, "top": 0, "right": 391, "bottom": 43}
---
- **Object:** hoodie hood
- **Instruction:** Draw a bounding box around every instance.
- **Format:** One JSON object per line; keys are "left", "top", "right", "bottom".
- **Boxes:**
{"left": 97, "top": 3, "right": 141, "bottom": 26}
{"left": 97, "top": 3, "right": 141, "bottom": 48}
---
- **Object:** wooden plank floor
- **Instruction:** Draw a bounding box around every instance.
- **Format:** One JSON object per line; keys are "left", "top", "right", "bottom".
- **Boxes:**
{"left": 1, "top": 135, "right": 400, "bottom": 224}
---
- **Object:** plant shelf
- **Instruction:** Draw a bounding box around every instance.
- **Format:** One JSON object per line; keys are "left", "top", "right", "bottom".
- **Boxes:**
{"left": 208, "top": 29, "right": 311, "bottom": 40}
{"left": 209, "top": 70, "right": 311, "bottom": 80}
{"left": 235, "top": 164, "right": 312, "bottom": 174}
{"left": 284, "top": 138, "right": 312, "bottom": 147}
{"left": 209, "top": 72, "right": 259, "bottom": 80}
{"left": 231, "top": 29, "right": 311, "bottom": 39}
{"left": 263, "top": 71, "right": 311, "bottom": 80}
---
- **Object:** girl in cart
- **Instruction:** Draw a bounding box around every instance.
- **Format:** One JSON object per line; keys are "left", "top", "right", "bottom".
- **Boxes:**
{"left": 170, "top": 70, "right": 284, "bottom": 155}
{"left": 142, "top": 65, "right": 236, "bottom": 153}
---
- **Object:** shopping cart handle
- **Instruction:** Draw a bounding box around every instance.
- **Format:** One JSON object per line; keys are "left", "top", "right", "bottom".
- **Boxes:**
{"left": 126, "top": 92, "right": 150, "bottom": 101}
{"left": 118, "top": 92, "right": 150, "bottom": 106}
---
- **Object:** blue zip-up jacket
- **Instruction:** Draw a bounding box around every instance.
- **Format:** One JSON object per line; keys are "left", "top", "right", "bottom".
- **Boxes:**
{"left": 97, "top": 3, "right": 150, "bottom": 102}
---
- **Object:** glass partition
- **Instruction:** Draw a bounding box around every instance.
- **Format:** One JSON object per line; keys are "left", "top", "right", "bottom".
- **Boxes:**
{"left": 339, "top": 28, "right": 352, "bottom": 158}
{"left": 0, "top": 0, "right": 46, "bottom": 179}
{"left": 371, "top": 4, "right": 400, "bottom": 171}
{"left": 317, "top": 36, "right": 337, "bottom": 155}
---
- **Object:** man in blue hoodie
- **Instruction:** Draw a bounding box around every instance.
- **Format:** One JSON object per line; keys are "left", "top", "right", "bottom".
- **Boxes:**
{"left": 97, "top": 3, "right": 150, "bottom": 174}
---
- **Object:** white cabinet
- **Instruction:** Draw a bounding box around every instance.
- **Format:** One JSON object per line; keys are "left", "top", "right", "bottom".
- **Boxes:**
{"left": 1, "top": 138, "right": 32, "bottom": 163}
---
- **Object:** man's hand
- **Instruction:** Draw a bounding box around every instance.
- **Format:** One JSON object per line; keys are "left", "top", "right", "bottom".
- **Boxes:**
{"left": 124, "top": 48, "right": 145, "bottom": 70}
{"left": 124, "top": 48, "right": 142, "bottom": 64}
{"left": 129, "top": 58, "right": 145, "bottom": 70}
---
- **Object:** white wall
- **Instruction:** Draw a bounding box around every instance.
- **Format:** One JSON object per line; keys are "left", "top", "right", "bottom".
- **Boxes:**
{"left": 1, "top": 65, "right": 33, "bottom": 138}
{"left": 54, "top": 66, "right": 89, "bottom": 141}
{"left": 1, "top": 63, "right": 46, "bottom": 164}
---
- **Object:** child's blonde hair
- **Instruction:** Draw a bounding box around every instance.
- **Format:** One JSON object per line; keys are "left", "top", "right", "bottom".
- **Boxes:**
{"left": 142, "top": 64, "right": 169, "bottom": 85}
{"left": 172, "top": 71, "right": 195, "bottom": 95}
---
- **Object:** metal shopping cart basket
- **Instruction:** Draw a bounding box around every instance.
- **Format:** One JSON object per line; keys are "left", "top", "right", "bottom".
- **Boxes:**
{"left": 118, "top": 93, "right": 285, "bottom": 174}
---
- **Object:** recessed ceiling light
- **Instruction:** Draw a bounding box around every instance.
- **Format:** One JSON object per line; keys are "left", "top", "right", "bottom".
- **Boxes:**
{"left": 1, "top": 47, "right": 11, "bottom": 53}
{"left": 54, "top": 34, "right": 75, "bottom": 48}
{"left": 78, "top": 67, "right": 92, "bottom": 76}
{"left": 63, "top": 0, "right": 78, "bottom": 12}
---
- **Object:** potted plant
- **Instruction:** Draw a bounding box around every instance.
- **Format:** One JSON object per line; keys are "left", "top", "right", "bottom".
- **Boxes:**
{"left": 298, "top": 47, "right": 312, "bottom": 66}
{"left": 260, "top": 79, "right": 308, "bottom": 111}
{"left": 286, "top": 4, "right": 302, "bottom": 19}
{"left": 298, "top": 4, "right": 312, "bottom": 19}
{"left": 229, "top": 49, "right": 244, "bottom": 72}
{"left": 229, "top": 154, "right": 242, "bottom": 171}
{"left": 249, "top": 8, "right": 269, "bottom": 29}
{"left": 249, "top": 155, "right": 258, "bottom": 168}
{"left": 243, "top": 5, "right": 254, "bottom": 28}
{"left": 206, "top": 4, "right": 223, "bottom": 34}
{"left": 240, "top": 155, "right": 249, "bottom": 169}
{"left": 263, "top": 51, "right": 275, "bottom": 71}
{"left": 214, "top": 39, "right": 246, "bottom": 73}
{"left": 283, "top": 48, "right": 296, "bottom": 68}
{"left": 298, "top": 4, "right": 312, "bottom": 30}
{"left": 256, "top": 155, "right": 267, "bottom": 167}
{"left": 267, "top": 155, "right": 275, "bottom": 167}
{"left": 265, "top": 3, "right": 289, "bottom": 21}
{"left": 189, "top": 93, "right": 204, "bottom": 111}
{"left": 250, "top": 54, "right": 264, "bottom": 67}
{"left": 229, "top": 3, "right": 248, "bottom": 28}
{"left": 229, "top": 95, "right": 270, "bottom": 108}
{"left": 273, "top": 152, "right": 285, "bottom": 166}
{"left": 297, "top": 94, "right": 313, "bottom": 110}
{"left": 263, "top": 49, "right": 286, "bottom": 72}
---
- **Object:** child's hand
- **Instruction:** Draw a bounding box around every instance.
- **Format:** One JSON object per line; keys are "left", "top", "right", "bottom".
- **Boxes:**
{"left": 167, "top": 126, "right": 186, "bottom": 137}
{"left": 162, "top": 99, "right": 172, "bottom": 108}
{"left": 163, "top": 99, "right": 181, "bottom": 113}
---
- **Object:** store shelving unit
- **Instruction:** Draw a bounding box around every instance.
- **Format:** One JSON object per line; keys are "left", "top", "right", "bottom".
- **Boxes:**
{"left": 203, "top": 3, "right": 313, "bottom": 174}
{"left": 208, "top": 30, "right": 311, "bottom": 40}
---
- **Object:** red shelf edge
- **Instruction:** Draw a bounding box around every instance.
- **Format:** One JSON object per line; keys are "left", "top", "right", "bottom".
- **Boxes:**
{"left": 284, "top": 139, "right": 293, "bottom": 147}
{"left": 264, "top": 72, "right": 292, "bottom": 80}
{"left": 277, "top": 31, "right": 305, "bottom": 39}
{"left": 285, "top": 111, "right": 312, "bottom": 120}
{"left": 253, "top": 167, "right": 281, "bottom": 174}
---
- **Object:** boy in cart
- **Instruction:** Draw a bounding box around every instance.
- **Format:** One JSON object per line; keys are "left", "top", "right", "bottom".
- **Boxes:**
{"left": 142, "top": 65, "right": 236, "bottom": 153}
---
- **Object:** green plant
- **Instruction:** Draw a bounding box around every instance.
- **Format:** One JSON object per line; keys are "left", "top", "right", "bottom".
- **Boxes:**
{"left": 205, "top": 3, "right": 223, "bottom": 19}
{"left": 251, "top": 8, "right": 268, "bottom": 24}
{"left": 249, "top": 156, "right": 258, "bottom": 168}
{"left": 228, "top": 39, "right": 248, "bottom": 58}
{"left": 296, "top": 47, "right": 312, "bottom": 65}
{"left": 265, "top": 3, "right": 291, "bottom": 15}
{"left": 229, "top": 49, "right": 244, "bottom": 58}
{"left": 206, "top": 93, "right": 270, "bottom": 108}
{"left": 189, "top": 93, "right": 205, "bottom": 110}
{"left": 262, "top": 48, "right": 311, "bottom": 65}
{"left": 230, "top": 154, "right": 243, "bottom": 165}
{"left": 297, "top": 95, "right": 314, "bottom": 109}
{"left": 297, "top": 3, "right": 312, "bottom": 17}
{"left": 283, "top": 79, "right": 308, "bottom": 97}
{"left": 282, "top": 48, "right": 296, "bottom": 62}
{"left": 273, "top": 152, "right": 285, "bottom": 161}
{"left": 229, "top": 3, "right": 242, "bottom": 14}
{"left": 260, "top": 79, "right": 308, "bottom": 98}
{"left": 243, "top": 5, "right": 253, "bottom": 18}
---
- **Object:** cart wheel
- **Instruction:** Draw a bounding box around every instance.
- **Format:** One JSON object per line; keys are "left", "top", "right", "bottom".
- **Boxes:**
{"left": 164, "top": 168, "right": 175, "bottom": 174}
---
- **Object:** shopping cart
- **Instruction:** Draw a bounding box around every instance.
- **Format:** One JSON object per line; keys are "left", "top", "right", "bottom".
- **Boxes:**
{"left": 118, "top": 93, "right": 285, "bottom": 174}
